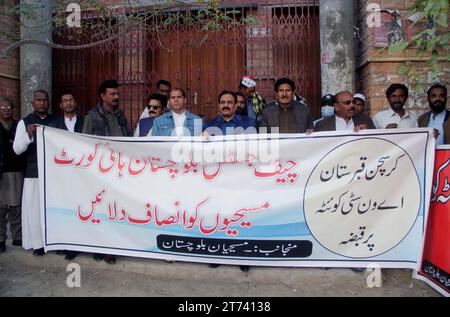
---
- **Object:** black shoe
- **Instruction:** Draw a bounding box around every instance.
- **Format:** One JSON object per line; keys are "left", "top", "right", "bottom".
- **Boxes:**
{"left": 56, "top": 250, "right": 65, "bottom": 255}
{"left": 32, "top": 248, "right": 45, "bottom": 256}
{"left": 208, "top": 264, "right": 220, "bottom": 268}
{"left": 93, "top": 253, "right": 104, "bottom": 262}
{"left": 239, "top": 265, "right": 250, "bottom": 272}
{"left": 104, "top": 255, "right": 116, "bottom": 264}
{"left": 12, "top": 240, "right": 22, "bottom": 247}
{"left": 351, "top": 268, "right": 365, "bottom": 273}
{"left": 64, "top": 251, "right": 78, "bottom": 261}
{"left": 0, "top": 241, "right": 5, "bottom": 253}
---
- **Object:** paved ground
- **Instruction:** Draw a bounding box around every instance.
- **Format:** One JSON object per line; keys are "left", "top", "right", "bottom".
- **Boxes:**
{"left": 0, "top": 242, "right": 442, "bottom": 297}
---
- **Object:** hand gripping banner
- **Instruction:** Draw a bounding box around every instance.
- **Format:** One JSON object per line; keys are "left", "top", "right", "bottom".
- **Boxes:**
{"left": 37, "top": 127, "right": 434, "bottom": 268}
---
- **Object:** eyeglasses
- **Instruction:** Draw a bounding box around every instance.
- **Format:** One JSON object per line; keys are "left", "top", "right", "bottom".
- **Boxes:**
{"left": 0, "top": 105, "right": 12, "bottom": 110}
{"left": 147, "top": 104, "right": 163, "bottom": 110}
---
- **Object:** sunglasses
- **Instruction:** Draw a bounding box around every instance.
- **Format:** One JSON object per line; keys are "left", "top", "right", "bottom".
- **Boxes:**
{"left": 147, "top": 104, "right": 163, "bottom": 110}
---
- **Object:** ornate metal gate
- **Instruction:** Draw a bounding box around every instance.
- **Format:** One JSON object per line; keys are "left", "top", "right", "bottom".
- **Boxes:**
{"left": 53, "top": 0, "right": 321, "bottom": 128}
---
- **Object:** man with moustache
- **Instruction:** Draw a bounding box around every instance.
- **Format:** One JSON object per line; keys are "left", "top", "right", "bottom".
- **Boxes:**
{"left": 83, "top": 80, "right": 131, "bottom": 137}
{"left": 260, "top": 78, "right": 313, "bottom": 134}
{"left": 134, "top": 93, "right": 168, "bottom": 137}
{"left": 82, "top": 80, "right": 131, "bottom": 264}
{"left": 418, "top": 84, "right": 449, "bottom": 145}
{"left": 13, "top": 90, "right": 55, "bottom": 256}
{"left": 138, "top": 80, "right": 171, "bottom": 120}
{"left": 374, "top": 84, "right": 417, "bottom": 129}
{"left": 203, "top": 90, "right": 256, "bottom": 136}
{"left": 314, "top": 91, "right": 375, "bottom": 132}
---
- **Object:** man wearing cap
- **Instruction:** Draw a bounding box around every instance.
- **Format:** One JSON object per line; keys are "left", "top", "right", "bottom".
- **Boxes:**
{"left": 314, "top": 94, "right": 335, "bottom": 126}
{"left": 353, "top": 93, "right": 367, "bottom": 115}
{"left": 260, "top": 78, "right": 313, "bottom": 134}
{"left": 374, "top": 84, "right": 417, "bottom": 129}
{"left": 238, "top": 76, "right": 266, "bottom": 123}
{"left": 418, "top": 84, "right": 449, "bottom": 145}
{"left": 314, "top": 91, "right": 375, "bottom": 132}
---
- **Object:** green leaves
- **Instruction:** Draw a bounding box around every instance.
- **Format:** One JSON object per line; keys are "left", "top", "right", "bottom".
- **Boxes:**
{"left": 386, "top": 0, "right": 449, "bottom": 90}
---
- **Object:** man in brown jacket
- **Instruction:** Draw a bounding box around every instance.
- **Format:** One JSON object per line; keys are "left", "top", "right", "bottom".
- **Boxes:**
{"left": 418, "top": 84, "right": 448, "bottom": 145}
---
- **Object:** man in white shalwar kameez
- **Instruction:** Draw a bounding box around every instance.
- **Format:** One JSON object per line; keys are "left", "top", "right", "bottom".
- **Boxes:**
{"left": 13, "top": 90, "right": 55, "bottom": 255}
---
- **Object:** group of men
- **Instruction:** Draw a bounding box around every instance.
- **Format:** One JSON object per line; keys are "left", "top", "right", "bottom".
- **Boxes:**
{"left": 0, "top": 76, "right": 448, "bottom": 267}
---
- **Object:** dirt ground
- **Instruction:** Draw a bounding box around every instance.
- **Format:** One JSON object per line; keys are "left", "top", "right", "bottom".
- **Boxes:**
{"left": 0, "top": 243, "right": 441, "bottom": 297}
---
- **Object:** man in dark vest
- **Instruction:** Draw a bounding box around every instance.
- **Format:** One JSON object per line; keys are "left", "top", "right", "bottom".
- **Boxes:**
{"left": 50, "top": 92, "right": 84, "bottom": 133}
{"left": 82, "top": 80, "right": 131, "bottom": 264}
{"left": 49, "top": 92, "right": 83, "bottom": 260}
{"left": 13, "top": 90, "right": 55, "bottom": 256}
{"left": 0, "top": 97, "right": 26, "bottom": 253}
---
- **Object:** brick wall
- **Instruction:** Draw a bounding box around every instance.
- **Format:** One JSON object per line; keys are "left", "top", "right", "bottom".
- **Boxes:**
{"left": 355, "top": 0, "right": 450, "bottom": 119}
{"left": 0, "top": 0, "right": 20, "bottom": 118}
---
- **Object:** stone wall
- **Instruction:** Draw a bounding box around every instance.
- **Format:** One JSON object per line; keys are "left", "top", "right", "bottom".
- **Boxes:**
{"left": 355, "top": 0, "right": 450, "bottom": 118}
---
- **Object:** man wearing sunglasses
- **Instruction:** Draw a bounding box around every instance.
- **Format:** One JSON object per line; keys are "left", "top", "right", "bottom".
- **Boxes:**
{"left": 134, "top": 94, "right": 168, "bottom": 137}
{"left": 314, "top": 91, "right": 375, "bottom": 132}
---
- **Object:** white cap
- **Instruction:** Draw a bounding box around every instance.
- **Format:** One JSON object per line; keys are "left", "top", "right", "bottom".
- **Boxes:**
{"left": 241, "top": 77, "right": 256, "bottom": 88}
{"left": 353, "top": 93, "right": 366, "bottom": 102}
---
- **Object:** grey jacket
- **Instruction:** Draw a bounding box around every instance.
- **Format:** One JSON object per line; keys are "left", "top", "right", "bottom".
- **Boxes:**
{"left": 260, "top": 101, "right": 313, "bottom": 133}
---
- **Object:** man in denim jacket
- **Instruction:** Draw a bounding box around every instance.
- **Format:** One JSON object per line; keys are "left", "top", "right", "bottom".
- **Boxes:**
{"left": 151, "top": 88, "right": 202, "bottom": 137}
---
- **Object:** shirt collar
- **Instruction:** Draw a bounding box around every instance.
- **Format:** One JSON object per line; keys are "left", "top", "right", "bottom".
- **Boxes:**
{"left": 388, "top": 108, "right": 410, "bottom": 118}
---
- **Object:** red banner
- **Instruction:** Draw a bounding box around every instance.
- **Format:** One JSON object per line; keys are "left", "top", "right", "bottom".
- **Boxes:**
{"left": 416, "top": 149, "right": 450, "bottom": 296}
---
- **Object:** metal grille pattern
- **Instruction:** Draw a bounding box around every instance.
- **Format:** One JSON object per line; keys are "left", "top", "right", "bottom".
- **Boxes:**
{"left": 53, "top": 0, "right": 321, "bottom": 128}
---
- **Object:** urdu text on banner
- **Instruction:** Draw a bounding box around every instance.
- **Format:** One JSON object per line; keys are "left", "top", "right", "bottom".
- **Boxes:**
{"left": 37, "top": 127, "right": 434, "bottom": 268}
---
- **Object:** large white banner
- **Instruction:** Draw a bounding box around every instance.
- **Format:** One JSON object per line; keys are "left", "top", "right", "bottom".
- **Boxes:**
{"left": 38, "top": 127, "right": 434, "bottom": 268}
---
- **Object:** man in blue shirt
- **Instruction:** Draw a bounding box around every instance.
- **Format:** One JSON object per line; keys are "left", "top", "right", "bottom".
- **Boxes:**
{"left": 203, "top": 90, "right": 256, "bottom": 136}
{"left": 151, "top": 88, "right": 202, "bottom": 137}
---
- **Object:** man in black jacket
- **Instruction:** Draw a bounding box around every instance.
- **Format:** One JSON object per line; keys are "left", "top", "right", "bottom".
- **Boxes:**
{"left": 314, "top": 91, "right": 375, "bottom": 132}
{"left": 0, "top": 97, "right": 26, "bottom": 253}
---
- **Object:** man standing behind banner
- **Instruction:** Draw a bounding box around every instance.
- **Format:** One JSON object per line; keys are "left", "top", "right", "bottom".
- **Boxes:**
{"left": 151, "top": 88, "right": 202, "bottom": 137}
{"left": 374, "top": 83, "right": 417, "bottom": 129}
{"left": 418, "top": 84, "right": 449, "bottom": 145}
{"left": 314, "top": 91, "right": 375, "bottom": 132}
{"left": 49, "top": 92, "right": 83, "bottom": 260}
{"left": 50, "top": 92, "right": 84, "bottom": 133}
{"left": 134, "top": 93, "right": 167, "bottom": 137}
{"left": 83, "top": 79, "right": 131, "bottom": 264}
{"left": 83, "top": 80, "right": 131, "bottom": 137}
{"left": 13, "top": 90, "right": 55, "bottom": 256}
{"left": 260, "top": 78, "right": 313, "bottom": 134}
{"left": 0, "top": 97, "right": 25, "bottom": 254}
{"left": 203, "top": 90, "right": 256, "bottom": 136}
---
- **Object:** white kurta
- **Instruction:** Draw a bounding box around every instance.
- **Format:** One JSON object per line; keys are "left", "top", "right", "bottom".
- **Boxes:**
{"left": 13, "top": 120, "right": 43, "bottom": 249}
